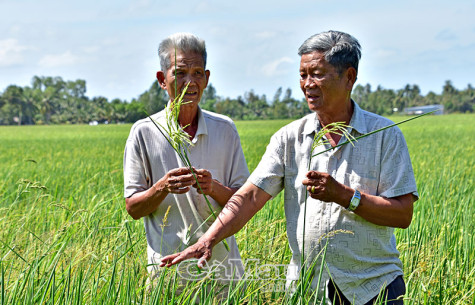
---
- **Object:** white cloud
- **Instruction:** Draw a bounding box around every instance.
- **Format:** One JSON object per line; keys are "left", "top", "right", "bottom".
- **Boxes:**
{"left": 38, "top": 51, "right": 80, "bottom": 67}
{"left": 261, "top": 57, "right": 294, "bottom": 76}
{"left": 0, "top": 39, "right": 28, "bottom": 67}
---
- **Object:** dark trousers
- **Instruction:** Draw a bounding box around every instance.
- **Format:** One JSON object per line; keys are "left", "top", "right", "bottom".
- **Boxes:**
{"left": 328, "top": 276, "right": 406, "bottom": 305}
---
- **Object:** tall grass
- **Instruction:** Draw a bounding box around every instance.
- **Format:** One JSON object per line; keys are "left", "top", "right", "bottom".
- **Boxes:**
{"left": 0, "top": 114, "right": 474, "bottom": 304}
{"left": 395, "top": 114, "right": 475, "bottom": 304}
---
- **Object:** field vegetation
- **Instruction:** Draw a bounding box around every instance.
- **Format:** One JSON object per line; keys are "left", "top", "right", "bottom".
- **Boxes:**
{"left": 0, "top": 114, "right": 474, "bottom": 304}
{"left": 1, "top": 75, "right": 473, "bottom": 126}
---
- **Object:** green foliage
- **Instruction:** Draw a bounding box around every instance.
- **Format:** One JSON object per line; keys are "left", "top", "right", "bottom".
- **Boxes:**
{"left": 0, "top": 77, "right": 167, "bottom": 126}
{"left": 2, "top": 75, "right": 472, "bottom": 126}
{"left": 353, "top": 82, "right": 475, "bottom": 115}
{"left": 136, "top": 82, "right": 168, "bottom": 115}
{"left": 0, "top": 114, "right": 474, "bottom": 304}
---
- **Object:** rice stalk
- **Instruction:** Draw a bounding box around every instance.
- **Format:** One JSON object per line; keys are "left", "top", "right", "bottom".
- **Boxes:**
{"left": 311, "top": 109, "right": 437, "bottom": 158}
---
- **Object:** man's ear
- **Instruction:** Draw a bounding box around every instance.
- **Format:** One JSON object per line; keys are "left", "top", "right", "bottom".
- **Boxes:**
{"left": 205, "top": 70, "right": 210, "bottom": 87}
{"left": 345, "top": 67, "right": 357, "bottom": 91}
{"left": 156, "top": 71, "right": 167, "bottom": 90}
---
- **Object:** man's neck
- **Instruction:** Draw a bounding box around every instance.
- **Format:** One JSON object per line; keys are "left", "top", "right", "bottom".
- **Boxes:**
{"left": 177, "top": 105, "right": 199, "bottom": 140}
{"left": 317, "top": 100, "right": 354, "bottom": 147}
{"left": 317, "top": 100, "right": 354, "bottom": 126}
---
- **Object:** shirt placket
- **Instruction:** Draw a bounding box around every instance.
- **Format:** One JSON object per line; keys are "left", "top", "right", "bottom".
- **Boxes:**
{"left": 319, "top": 127, "right": 352, "bottom": 239}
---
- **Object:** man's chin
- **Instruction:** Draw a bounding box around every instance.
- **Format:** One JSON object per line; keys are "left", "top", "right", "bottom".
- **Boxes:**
{"left": 307, "top": 101, "right": 322, "bottom": 112}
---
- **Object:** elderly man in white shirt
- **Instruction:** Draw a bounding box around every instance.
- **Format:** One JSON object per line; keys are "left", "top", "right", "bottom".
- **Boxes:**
{"left": 160, "top": 31, "right": 418, "bottom": 305}
{"left": 123, "top": 33, "right": 248, "bottom": 284}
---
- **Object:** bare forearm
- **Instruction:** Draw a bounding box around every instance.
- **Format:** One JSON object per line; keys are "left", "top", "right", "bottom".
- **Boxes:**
{"left": 332, "top": 184, "right": 414, "bottom": 228}
{"left": 304, "top": 171, "right": 414, "bottom": 228}
{"left": 208, "top": 180, "right": 239, "bottom": 207}
{"left": 125, "top": 184, "right": 168, "bottom": 220}
{"left": 353, "top": 192, "right": 414, "bottom": 228}
{"left": 201, "top": 182, "right": 270, "bottom": 248}
{"left": 126, "top": 167, "right": 196, "bottom": 220}
{"left": 159, "top": 182, "right": 272, "bottom": 267}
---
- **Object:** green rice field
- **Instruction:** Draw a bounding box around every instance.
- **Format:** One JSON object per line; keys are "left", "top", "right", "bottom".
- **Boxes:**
{"left": 0, "top": 114, "right": 474, "bottom": 304}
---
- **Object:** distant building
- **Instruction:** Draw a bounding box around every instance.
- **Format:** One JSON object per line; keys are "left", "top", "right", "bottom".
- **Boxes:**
{"left": 403, "top": 104, "right": 444, "bottom": 115}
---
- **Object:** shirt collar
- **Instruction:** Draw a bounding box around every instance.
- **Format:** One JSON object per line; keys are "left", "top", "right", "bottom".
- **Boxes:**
{"left": 194, "top": 106, "right": 208, "bottom": 138}
{"left": 348, "top": 101, "right": 368, "bottom": 135}
{"left": 302, "top": 100, "right": 367, "bottom": 136}
{"left": 302, "top": 113, "right": 319, "bottom": 135}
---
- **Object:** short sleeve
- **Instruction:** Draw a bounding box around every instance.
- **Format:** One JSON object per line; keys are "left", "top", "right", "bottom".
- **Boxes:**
{"left": 227, "top": 124, "right": 250, "bottom": 188}
{"left": 248, "top": 130, "right": 286, "bottom": 197}
{"left": 123, "top": 125, "right": 150, "bottom": 198}
{"left": 378, "top": 127, "right": 418, "bottom": 199}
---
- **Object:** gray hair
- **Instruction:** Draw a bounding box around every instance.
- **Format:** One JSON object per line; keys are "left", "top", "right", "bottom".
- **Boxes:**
{"left": 158, "top": 32, "right": 207, "bottom": 72}
{"left": 298, "top": 30, "right": 361, "bottom": 75}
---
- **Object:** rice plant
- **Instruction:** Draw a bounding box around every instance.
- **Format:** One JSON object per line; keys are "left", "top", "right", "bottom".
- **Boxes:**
{"left": 0, "top": 113, "right": 473, "bottom": 304}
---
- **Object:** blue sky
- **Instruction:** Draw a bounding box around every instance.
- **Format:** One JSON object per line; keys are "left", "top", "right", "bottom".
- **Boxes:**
{"left": 1, "top": 0, "right": 474, "bottom": 102}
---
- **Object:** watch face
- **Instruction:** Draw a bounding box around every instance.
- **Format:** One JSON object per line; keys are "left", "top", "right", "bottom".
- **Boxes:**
{"left": 348, "top": 190, "right": 361, "bottom": 211}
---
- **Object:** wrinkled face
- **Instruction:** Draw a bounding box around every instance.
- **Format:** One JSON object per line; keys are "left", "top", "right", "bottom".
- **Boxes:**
{"left": 157, "top": 50, "right": 209, "bottom": 106}
{"left": 299, "top": 51, "right": 353, "bottom": 113}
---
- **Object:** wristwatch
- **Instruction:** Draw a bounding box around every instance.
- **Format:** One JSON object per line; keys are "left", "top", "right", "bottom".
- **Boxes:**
{"left": 347, "top": 189, "right": 361, "bottom": 211}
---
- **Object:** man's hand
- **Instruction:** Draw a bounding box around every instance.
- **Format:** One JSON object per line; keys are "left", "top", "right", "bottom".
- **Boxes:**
{"left": 191, "top": 167, "right": 241, "bottom": 207}
{"left": 158, "top": 167, "right": 196, "bottom": 194}
{"left": 159, "top": 238, "right": 213, "bottom": 268}
{"left": 302, "top": 171, "right": 348, "bottom": 203}
{"left": 192, "top": 168, "right": 214, "bottom": 195}
{"left": 125, "top": 167, "right": 195, "bottom": 219}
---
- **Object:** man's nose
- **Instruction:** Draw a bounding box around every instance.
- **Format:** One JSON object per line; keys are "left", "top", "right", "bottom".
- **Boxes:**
{"left": 179, "top": 76, "right": 193, "bottom": 91}
{"left": 304, "top": 76, "right": 316, "bottom": 88}
{"left": 184, "top": 73, "right": 197, "bottom": 84}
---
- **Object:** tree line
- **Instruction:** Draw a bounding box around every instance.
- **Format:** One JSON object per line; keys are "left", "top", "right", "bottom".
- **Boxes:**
{"left": 0, "top": 76, "right": 473, "bottom": 125}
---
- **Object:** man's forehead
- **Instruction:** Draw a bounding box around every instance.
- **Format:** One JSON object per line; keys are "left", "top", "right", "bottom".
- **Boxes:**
{"left": 300, "top": 51, "right": 325, "bottom": 62}
{"left": 171, "top": 51, "right": 204, "bottom": 67}
{"left": 300, "top": 51, "right": 329, "bottom": 68}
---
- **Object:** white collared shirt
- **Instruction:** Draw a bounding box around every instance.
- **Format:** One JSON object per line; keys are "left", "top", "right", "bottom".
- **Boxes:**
{"left": 124, "top": 107, "right": 249, "bottom": 279}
